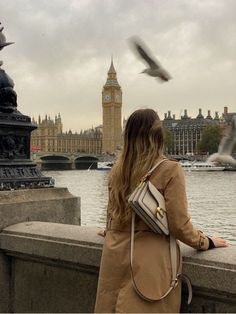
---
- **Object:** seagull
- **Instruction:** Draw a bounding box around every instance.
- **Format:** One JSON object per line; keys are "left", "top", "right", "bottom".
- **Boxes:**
{"left": 0, "top": 23, "right": 14, "bottom": 50}
{"left": 207, "top": 115, "right": 236, "bottom": 165}
{"left": 128, "top": 36, "right": 172, "bottom": 82}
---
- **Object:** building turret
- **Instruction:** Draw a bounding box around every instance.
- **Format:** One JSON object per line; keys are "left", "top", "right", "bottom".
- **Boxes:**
{"left": 103, "top": 57, "right": 121, "bottom": 88}
{"left": 214, "top": 111, "right": 220, "bottom": 120}
{"left": 167, "top": 110, "right": 172, "bottom": 119}
{"left": 196, "top": 108, "right": 204, "bottom": 119}
{"left": 206, "top": 110, "right": 212, "bottom": 120}
{"left": 223, "top": 106, "right": 228, "bottom": 118}
{"left": 182, "top": 109, "right": 189, "bottom": 119}
{"left": 56, "top": 112, "right": 63, "bottom": 134}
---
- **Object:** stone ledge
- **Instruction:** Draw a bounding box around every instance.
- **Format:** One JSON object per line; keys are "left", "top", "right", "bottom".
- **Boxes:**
{"left": 0, "top": 221, "right": 235, "bottom": 295}
{"left": 181, "top": 243, "right": 236, "bottom": 270}
{"left": 1, "top": 221, "right": 102, "bottom": 246}
{"left": 0, "top": 222, "right": 103, "bottom": 267}
{"left": 0, "top": 187, "right": 74, "bottom": 204}
{"left": 0, "top": 188, "right": 81, "bottom": 230}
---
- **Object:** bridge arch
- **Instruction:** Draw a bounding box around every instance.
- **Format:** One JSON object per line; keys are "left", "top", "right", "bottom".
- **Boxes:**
{"left": 74, "top": 156, "right": 99, "bottom": 170}
{"left": 40, "top": 155, "right": 72, "bottom": 171}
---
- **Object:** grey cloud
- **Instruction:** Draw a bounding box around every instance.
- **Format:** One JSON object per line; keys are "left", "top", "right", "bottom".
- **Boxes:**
{"left": 0, "top": 0, "right": 235, "bottom": 129}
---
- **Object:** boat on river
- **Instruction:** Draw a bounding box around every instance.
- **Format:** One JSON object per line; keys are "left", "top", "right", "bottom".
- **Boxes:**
{"left": 223, "top": 165, "right": 236, "bottom": 171}
{"left": 180, "top": 161, "right": 225, "bottom": 171}
{"left": 97, "top": 162, "right": 113, "bottom": 171}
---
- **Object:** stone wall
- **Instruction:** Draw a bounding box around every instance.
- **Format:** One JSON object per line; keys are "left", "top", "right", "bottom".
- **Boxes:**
{"left": 0, "top": 187, "right": 80, "bottom": 313}
{"left": 0, "top": 188, "right": 81, "bottom": 230}
{"left": 0, "top": 221, "right": 235, "bottom": 313}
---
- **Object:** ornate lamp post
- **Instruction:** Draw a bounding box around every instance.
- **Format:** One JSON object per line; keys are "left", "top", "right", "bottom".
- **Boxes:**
{"left": 0, "top": 23, "right": 54, "bottom": 190}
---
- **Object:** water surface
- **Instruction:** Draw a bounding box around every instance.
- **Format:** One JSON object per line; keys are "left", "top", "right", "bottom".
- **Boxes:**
{"left": 44, "top": 170, "right": 236, "bottom": 244}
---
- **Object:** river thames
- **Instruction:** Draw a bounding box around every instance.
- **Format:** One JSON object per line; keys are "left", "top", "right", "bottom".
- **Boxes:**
{"left": 44, "top": 169, "right": 236, "bottom": 245}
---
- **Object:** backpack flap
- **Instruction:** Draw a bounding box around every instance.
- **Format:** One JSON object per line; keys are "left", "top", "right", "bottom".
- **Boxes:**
{"left": 139, "top": 181, "right": 169, "bottom": 235}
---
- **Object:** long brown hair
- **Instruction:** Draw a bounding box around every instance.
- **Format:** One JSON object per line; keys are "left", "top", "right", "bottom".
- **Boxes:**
{"left": 108, "top": 108, "right": 164, "bottom": 222}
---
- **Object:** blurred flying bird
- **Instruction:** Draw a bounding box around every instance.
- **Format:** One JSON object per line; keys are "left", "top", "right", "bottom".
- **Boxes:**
{"left": 128, "top": 36, "right": 172, "bottom": 82}
{"left": 207, "top": 115, "right": 236, "bottom": 165}
{"left": 0, "top": 23, "right": 14, "bottom": 51}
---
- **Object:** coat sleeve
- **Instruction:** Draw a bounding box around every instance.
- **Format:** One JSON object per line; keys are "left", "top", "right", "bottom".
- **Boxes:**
{"left": 164, "top": 163, "right": 209, "bottom": 250}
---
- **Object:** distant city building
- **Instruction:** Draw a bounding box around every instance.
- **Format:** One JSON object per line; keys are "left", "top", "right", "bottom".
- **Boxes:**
{"left": 222, "top": 106, "right": 236, "bottom": 122}
{"left": 220, "top": 106, "right": 236, "bottom": 136}
{"left": 31, "top": 114, "right": 102, "bottom": 154}
{"left": 163, "top": 107, "right": 233, "bottom": 155}
{"left": 102, "top": 59, "right": 122, "bottom": 154}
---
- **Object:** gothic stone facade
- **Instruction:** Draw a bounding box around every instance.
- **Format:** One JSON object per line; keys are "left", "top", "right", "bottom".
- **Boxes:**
{"left": 31, "top": 114, "right": 102, "bottom": 154}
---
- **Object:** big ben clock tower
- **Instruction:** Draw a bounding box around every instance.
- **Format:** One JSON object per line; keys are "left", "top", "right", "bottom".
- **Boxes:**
{"left": 102, "top": 58, "right": 122, "bottom": 154}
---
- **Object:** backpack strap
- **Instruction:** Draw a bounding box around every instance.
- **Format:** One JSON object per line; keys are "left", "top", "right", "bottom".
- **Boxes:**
{"left": 130, "top": 213, "right": 192, "bottom": 304}
{"left": 140, "top": 158, "right": 167, "bottom": 183}
{"left": 147, "top": 158, "right": 168, "bottom": 175}
{"left": 130, "top": 211, "right": 182, "bottom": 302}
{"left": 130, "top": 156, "right": 193, "bottom": 304}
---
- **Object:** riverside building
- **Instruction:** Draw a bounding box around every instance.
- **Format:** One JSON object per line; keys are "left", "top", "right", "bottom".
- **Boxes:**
{"left": 31, "top": 114, "right": 102, "bottom": 154}
{"left": 162, "top": 107, "right": 233, "bottom": 156}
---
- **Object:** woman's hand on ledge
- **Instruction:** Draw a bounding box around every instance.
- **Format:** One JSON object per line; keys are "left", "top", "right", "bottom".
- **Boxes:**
{"left": 97, "top": 229, "right": 106, "bottom": 237}
{"left": 209, "top": 236, "right": 229, "bottom": 248}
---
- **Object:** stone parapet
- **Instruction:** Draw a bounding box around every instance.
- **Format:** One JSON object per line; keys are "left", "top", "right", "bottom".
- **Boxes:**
{"left": 0, "top": 222, "right": 235, "bottom": 313}
{"left": 0, "top": 222, "right": 102, "bottom": 267}
{"left": 180, "top": 244, "right": 236, "bottom": 312}
{"left": 0, "top": 188, "right": 80, "bottom": 313}
{"left": 0, "top": 187, "right": 81, "bottom": 230}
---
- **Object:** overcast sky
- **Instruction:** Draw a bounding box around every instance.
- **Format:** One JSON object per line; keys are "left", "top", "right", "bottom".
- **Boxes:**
{"left": 0, "top": 0, "right": 235, "bottom": 131}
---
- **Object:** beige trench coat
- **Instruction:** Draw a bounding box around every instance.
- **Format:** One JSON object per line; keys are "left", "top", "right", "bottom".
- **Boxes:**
{"left": 95, "top": 159, "right": 209, "bottom": 313}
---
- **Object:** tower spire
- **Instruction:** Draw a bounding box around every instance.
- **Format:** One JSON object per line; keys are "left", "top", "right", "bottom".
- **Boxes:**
{"left": 108, "top": 55, "right": 116, "bottom": 75}
{"left": 104, "top": 57, "right": 120, "bottom": 87}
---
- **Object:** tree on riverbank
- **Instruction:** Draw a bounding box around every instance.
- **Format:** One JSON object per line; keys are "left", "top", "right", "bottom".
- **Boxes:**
{"left": 163, "top": 128, "right": 174, "bottom": 154}
{"left": 198, "top": 125, "right": 222, "bottom": 154}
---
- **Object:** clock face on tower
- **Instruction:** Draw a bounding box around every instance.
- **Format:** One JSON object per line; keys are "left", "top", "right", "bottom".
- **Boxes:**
{"left": 104, "top": 93, "right": 111, "bottom": 103}
{"left": 115, "top": 93, "right": 121, "bottom": 103}
{"left": 115, "top": 91, "right": 121, "bottom": 103}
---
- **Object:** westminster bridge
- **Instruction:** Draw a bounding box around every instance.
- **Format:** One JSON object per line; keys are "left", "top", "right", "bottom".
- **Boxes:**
{"left": 30, "top": 151, "right": 223, "bottom": 172}
{"left": 32, "top": 152, "right": 106, "bottom": 170}
{"left": 32, "top": 152, "right": 201, "bottom": 171}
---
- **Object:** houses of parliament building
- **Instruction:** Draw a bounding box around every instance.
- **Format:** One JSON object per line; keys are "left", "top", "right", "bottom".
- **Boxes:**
{"left": 31, "top": 59, "right": 122, "bottom": 155}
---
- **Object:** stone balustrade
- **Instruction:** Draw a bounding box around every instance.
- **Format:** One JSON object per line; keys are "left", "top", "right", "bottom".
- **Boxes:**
{"left": 0, "top": 221, "right": 235, "bottom": 313}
